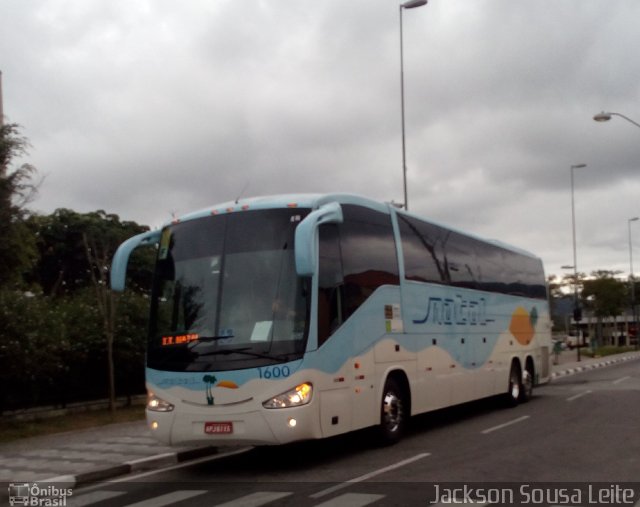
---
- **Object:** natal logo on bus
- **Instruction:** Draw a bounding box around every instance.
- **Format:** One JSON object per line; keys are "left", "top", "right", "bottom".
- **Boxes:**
{"left": 413, "top": 295, "right": 491, "bottom": 326}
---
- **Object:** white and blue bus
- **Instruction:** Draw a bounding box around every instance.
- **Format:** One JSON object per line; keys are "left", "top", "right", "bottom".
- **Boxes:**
{"left": 111, "top": 193, "right": 551, "bottom": 446}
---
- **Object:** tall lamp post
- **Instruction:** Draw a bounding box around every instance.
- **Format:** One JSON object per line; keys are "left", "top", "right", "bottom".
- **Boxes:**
{"left": 570, "top": 163, "right": 587, "bottom": 361}
{"left": 399, "top": 0, "right": 427, "bottom": 211}
{"left": 629, "top": 217, "right": 639, "bottom": 349}
{"left": 593, "top": 111, "right": 640, "bottom": 130}
{"left": 594, "top": 111, "right": 640, "bottom": 345}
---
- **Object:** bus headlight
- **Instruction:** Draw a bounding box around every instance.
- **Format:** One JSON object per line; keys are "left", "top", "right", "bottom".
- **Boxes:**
{"left": 147, "top": 392, "right": 174, "bottom": 412}
{"left": 262, "top": 383, "right": 313, "bottom": 409}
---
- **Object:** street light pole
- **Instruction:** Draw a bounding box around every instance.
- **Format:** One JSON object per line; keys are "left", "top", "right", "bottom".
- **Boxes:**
{"left": 593, "top": 111, "right": 640, "bottom": 130}
{"left": 570, "top": 163, "right": 587, "bottom": 361}
{"left": 399, "top": 0, "right": 427, "bottom": 211}
{"left": 629, "top": 217, "right": 639, "bottom": 349}
{"left": 593, "top": 110, "right": 640, "bottom": 345}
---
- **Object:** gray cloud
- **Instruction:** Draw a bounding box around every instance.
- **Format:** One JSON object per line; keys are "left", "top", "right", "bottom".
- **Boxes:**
{"left": 2, "top": 0, "right": 639, "bottom": 277}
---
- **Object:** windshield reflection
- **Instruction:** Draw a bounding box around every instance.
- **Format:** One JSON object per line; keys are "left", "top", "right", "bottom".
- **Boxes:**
{"left": 148, "top": 208, "right": 310, "bottom": 372}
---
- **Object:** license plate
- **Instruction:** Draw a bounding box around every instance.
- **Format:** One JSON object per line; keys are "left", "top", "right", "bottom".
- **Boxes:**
{"left": 204, "top": 421, "right": 233, "bottom": 434}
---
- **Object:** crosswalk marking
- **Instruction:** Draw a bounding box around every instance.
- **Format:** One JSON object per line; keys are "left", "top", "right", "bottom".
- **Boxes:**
{"left": 314, "top": 493, "right": 385, "bottom": 507}
{"left": 214, "top": 491, "right": 293, "bottom": 507}
{"left": 70, "top": 490, "right": 126, "bottom": 506}
{"left": 124, "top": 489, "right": 207, "bottom": 507}
{"left": 310, "top": 452, "right": 431, "bottom": 499}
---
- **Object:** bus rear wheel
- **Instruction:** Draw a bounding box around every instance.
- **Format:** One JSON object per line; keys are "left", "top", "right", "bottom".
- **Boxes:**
{"left": 378, "top": 377, "right": 406, "bottom": 445}
{"left": 519, "top": 363, "right": 534, "bottom": 403}
{"left": 505, "top": 362, "right": 522, "bottom": 407}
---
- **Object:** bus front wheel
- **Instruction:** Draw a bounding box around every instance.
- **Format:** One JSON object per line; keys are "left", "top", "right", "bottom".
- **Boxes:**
{"left": 378, "top": 377, "right": 406, "bottom": 445}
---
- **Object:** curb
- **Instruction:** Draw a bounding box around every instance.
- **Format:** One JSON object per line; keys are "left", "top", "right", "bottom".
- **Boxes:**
{"left": 44, "top": 446, "right": 219, "bottom": 487}
{"left": 551, "top": 351, "right": 640, "bottom": 380}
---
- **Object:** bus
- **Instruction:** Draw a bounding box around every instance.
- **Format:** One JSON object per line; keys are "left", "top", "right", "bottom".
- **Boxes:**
{"left": 111, "top": 193, "right": 551, "bottom": 446}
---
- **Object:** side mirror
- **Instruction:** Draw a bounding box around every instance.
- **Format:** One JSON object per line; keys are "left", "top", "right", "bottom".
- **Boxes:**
{"left": 110, "top": 229, "right": 161, "bottom": 291}
{"left": 295, "top": 202, "right": 343, "bottom": 277}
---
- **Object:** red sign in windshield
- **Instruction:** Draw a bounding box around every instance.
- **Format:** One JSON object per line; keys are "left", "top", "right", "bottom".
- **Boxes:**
{"left": 161, "top": 333, "right": 199, "bottom": 346}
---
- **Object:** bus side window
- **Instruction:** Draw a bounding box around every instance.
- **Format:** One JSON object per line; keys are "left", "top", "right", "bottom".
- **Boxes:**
{"left": 318, "top": 224, "right": 345, "bottom": 347}
{"left": 398, "top": 214, "right": 447, "bottom": 284}
{"left": 338, "top": 206, "right": 400, "bottom": 322}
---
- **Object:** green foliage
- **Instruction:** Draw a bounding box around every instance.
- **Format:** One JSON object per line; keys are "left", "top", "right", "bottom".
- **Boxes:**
{"left": 581, "top": 345, "right": 635, "bottom": 358}
{"left": 28, "top": 209, "right": 152, "bottom": 296}
{"left": 0, "top": 206, "right": 154, "bottom": 410}
{"left": 0, "top": 288, "right": 150, "bottom": 411}
{"left": 582, "top": 270, "right": 628, "bottom": 319}
{"left": 0, "top": 123, "right": 39, "bottom": 288}
{"left": 0, "top": 291, "right": 67, "bottom": 408}
{"left": 0, "top": 122, "right": 155, "bottom": 411}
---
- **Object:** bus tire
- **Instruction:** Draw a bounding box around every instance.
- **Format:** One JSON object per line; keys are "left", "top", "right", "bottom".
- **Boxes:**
{"left": 519, "top": 361, "right": 534, "bottom": 403}
{"left": 505, "top": 361, "right": 522, "bottom": 407}
{"left": 378, "top": 377, "right": 406, "bottom": 445}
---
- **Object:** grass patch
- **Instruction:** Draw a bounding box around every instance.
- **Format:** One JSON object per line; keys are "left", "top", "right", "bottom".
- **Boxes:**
{"left": 0, "top": 405, "right": 145, "bottom": 444}
{"left": 580, "top": 345, "right": 636, "bottom": 358}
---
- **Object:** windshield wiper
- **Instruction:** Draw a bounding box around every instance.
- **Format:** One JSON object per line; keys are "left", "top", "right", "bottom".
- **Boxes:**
{"left": 187, "top": 335, "right": 235, "bottom": 350}
{"left": 197, "top": 347, "right": 284, "bottom": 361}
{"left": 196, "top": 335, "right": 235, "bottom": 342}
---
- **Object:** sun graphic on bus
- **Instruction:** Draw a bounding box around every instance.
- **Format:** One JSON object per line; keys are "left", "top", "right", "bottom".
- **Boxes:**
{"left": 509, "top": 306, "right": 538, "bottom": 345}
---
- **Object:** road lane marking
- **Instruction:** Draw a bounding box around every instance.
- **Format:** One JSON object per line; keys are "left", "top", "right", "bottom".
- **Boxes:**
{"left": 124, "top": 490, "right": 207, "bottom": 507}
{"left": 613, "top": 376, "right": 631, "bottom": 385}
{"left": 566, "top": 390, "right": 592, "bottom": 402}
{"left": 315, "top": 493, "right": 385, "bottom": 507}
{"left": 480, "top": 415, "right": 530, "bottom": 434}
{"left": 84, "top": 447, "right": 253, "bottom": 485}
{"left": 309, "top": 452, "right": 431, "bottom": 499}
{"left": 214, "top": 491, "right": 293, "bottom": 507}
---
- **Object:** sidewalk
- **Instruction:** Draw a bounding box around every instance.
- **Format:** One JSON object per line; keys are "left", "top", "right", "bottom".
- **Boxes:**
{"left": 550, "top": 348, "right": 640, "bottom": 379}
{"left": 1, "top": 350, "right": 639, "bottom": 487}
{"left": 0, "top": 419, "right": 220, "bottom": 486}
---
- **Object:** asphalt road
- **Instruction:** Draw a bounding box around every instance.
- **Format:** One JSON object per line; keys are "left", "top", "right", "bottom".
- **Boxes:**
{"left": 68, "top": 359, "right": 640, "bottom": 506}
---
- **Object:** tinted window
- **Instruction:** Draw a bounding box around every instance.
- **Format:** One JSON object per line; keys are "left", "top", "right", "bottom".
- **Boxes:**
{"left": 317, "top": 205, "right": 400, "bottom": 346}
{"left": 318, "top": 224, "right": 344, "bottom": 347}
{"left": 398, "top": 215, "right": 447, "bottom": 284}
{"left": 474, "top": 241, "right": 510, "bottom": 294}
{"left": 399, "top": 214, "right": 546, "bottom": 300}
{"left": 340, "top": 206, "right": 400, "bottom": 319}
{"left": 445, "top": 232, "right": 479, "bottom": 290}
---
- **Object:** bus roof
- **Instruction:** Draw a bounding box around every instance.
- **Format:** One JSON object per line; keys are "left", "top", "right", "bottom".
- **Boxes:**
{"left": 169, "top": 193, "right": 541, "bottom": 261}
{"left": 170, "top": 193, "right": 390, "bottom": 224}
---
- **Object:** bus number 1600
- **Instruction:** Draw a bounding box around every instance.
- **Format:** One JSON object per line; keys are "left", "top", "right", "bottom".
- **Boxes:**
{"left": 258, "top": 366, "right": 290, "bottom": 379}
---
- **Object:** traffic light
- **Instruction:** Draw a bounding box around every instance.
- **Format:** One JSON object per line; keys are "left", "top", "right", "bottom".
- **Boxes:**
{"left": 573, "top": 307, "right": 582, "bottom": 322}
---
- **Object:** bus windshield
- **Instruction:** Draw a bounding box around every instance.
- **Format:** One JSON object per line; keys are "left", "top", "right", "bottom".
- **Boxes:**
{"left": 148, "top": 208, "right": 311, "bottom": 372}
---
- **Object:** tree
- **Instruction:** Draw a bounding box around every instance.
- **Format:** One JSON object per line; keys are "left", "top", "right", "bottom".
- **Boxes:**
{"left": 0, "top": 123, "right": 39, "bottom": 288}
{"left": 547, "top": 272, "right": 586, "bottom": 334}
{"left": 581, "top": 270, "right": 627, "bottom": 347}
{"left": 29, "top": 209, "right": 153, "bottom": 296}
{"left": 582, "top": 271, "right": 627, "bottom": 318}
{"left": 28, "top": 209, "right": 153, "bottom": 411}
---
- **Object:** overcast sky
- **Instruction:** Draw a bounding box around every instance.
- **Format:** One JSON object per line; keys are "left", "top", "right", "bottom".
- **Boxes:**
{"left": 2, "top": 0, "right": 639, "bottom": 279}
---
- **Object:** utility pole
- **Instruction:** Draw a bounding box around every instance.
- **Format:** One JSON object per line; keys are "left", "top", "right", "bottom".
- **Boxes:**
{"left": 0, "top": 70, "right": 4, "bottom": 126}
